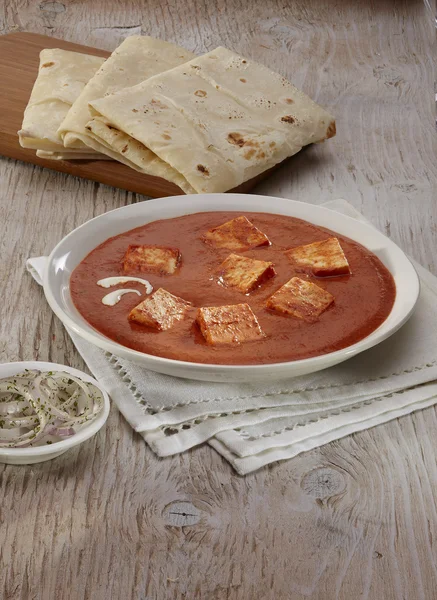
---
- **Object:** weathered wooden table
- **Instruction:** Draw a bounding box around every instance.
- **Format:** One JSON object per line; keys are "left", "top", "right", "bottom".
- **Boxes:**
{"left": 1, "top": 1, "right": 436, "bottom": 598}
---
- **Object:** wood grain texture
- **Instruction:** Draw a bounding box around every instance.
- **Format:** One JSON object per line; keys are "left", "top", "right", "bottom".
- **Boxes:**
{"left": 0, "top": 1, "right": 436, "bottom": 599}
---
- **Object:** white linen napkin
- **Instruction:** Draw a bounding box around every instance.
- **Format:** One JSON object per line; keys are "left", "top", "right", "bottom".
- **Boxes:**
{"left": 27, "top": 200, "right": 437, "bottom": 474}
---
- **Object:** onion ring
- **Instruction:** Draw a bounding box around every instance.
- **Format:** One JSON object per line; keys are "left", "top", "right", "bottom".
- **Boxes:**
{"left": 0, "top": 369, "right": 104, "bottom": 448}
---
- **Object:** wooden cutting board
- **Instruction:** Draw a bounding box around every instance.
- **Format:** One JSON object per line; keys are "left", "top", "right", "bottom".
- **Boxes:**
{"left": 0, "top": 32, "right": 284, "bottom": 198}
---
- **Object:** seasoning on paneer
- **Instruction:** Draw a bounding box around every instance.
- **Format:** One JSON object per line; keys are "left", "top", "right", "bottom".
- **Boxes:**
{"left": 204, "top": 216, "right": 270, "bottom": 251}
{"left": 197, "top": 303, "right": 265, "bottom": 345}
{"left": 285, "top": 237, "right": 351, "bottom": 277}
{"left": 123, "top": 244, "right": 181, "bottom": 275}
{"left": 128, "top": 288, "right": 191, "bottom": 330}
{"left": 217, "top": 253, "right": 276, "bottom": 294}
{"left": 266, "top": 277, "right": 334, "bottom": 322}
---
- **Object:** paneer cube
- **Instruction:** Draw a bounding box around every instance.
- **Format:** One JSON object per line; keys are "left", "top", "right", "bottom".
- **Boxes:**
{"left": 217, "top": 253, "right": 276, "bottom": 294}
{"left": 197, "top": 303, "right": 265, "bottom": 345}
{"left": 204, "top": 216, "right": 270, "bottom": 251}
{"left": 123, "top": 245, "right": 181, "bottom": 275}
{"left": 285, "top": 237, "right": 351, "bottom": 277}
{"left": 266, "top": 277, "right": 334, "bottom": 322}
{"left": 128, "top": 288, "right": 191, "bottom": 330}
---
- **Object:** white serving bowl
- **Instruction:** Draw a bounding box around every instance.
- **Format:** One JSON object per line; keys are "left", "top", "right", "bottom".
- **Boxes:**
{"left": 43, "top": 194, "right": 419, "bottom": 383}
{"left": 0, "top": 361, "right": 110, "bottom": 464}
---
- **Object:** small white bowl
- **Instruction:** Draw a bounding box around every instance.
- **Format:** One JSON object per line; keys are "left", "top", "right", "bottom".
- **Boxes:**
{"left": 0, "top": 361, "right": 110, "bottom": 465}
{"left": 43, "top": 194, "right": 420, "bottom": 382}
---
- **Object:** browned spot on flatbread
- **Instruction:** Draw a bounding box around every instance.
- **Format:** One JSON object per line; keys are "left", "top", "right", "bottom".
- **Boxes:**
{"left": 197, "top": 164, "right": 210, "bottom": 175}
{"left": 85, "top": 125, "right": 91, "bottom": 131}
{"left": 269, "top": 141, "right": 276, "bottom": 148}
{"left": 121, "top": 145, "right": 128, "bottom": 153}
{"left": 285, "top": 98, "right": 294, "bottom": 104}
{"left": 195, "top": 90, "right": 207, "bottom": 97}
{"left": 132, "top": 109, "right": 139, "bottom": 113}
{"left": 244, "top": 149, "right": 256, "bottom": 160}
{"left": 191, "top": 65, "right": 200, "bottom": 70}
{"left": 281, "top": 115, "right": 296, "bottom": 124}
{"left": 227, "top": 132, "right": 260, "bottom": 150}
{"left": 242, "top": 60, "right": 247, "bottom": 64}
{"left": 42, "top": 62, "right": 55, "bottom": 68}
{"left": 257, "top": 151, "right": 265, "bottom": 159}
{"left": 151, "top": 99, "right": 168, "bottom": 109}
{"left": 227, "top": 132, "right": 246, "bottom": 147}
{"left": 162, "top": 133, "right": 171, "bottom": 140}
{"left": 326, "top": 120, "right": 336, "bottom": 139}
{"left": 240, "top": 78, "right": 246, "bottom": 83}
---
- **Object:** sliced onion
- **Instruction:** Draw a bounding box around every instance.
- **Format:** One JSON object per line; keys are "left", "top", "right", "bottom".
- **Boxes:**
{"left": 0, "top": 370, "right": 104, "bottom": 448}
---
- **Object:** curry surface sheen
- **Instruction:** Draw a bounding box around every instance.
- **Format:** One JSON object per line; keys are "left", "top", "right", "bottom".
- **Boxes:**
{"left": 70, "top": 212, "right": 396, "bottom": 365}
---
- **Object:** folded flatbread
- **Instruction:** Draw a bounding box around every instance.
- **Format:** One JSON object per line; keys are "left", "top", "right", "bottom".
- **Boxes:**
{"left": 36, "top": 150, "right": 110, "bottom": 160}
{"left": 18, "top": 48, "right": 105, "bottom": 158}
{"left": 58, "top": 36, "right": 196, "bottom": 191}
{"left": 88, "top": 47, "right": 336, "bottom": 194}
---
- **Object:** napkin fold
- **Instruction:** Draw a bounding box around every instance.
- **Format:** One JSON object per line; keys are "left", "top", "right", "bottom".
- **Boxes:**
{"left": 27, "top": 200, "right": 437, "bottom": 474}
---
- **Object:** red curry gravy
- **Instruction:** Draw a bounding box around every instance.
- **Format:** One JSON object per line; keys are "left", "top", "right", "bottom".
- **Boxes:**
{"left": 70, "top": 211, "right": 396, "bottom": 365}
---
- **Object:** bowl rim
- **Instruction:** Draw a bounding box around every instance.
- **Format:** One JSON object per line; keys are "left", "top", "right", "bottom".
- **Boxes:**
{"left": 43, "top": 193, "right": 420, "bottom": 376}
{"left": 0, "top": 361, "right": 110, "bottom": 456}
